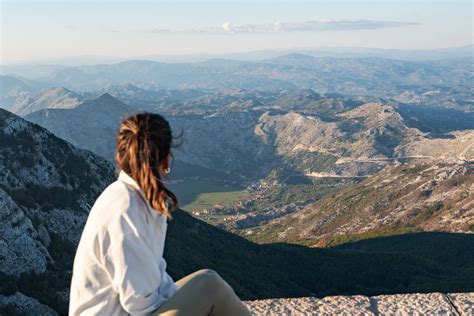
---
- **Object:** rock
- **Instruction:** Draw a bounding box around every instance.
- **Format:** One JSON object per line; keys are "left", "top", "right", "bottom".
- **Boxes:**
{"left": 372, "top": 292, "right": 455, "bottom": 315}
{"left": 244, "top": 296, "right": 372, "bottom": 315}
{"left": 0, "top": 292, "right": 58, "bottom": 316}
{"left": 449, "top": 293, "right": 474, "bottom": 316}
{"left": 243, "top": 292, "right": 474, "bottom": 315}
{"left": 0, "top": 189, "right": 49, "bottom": 276}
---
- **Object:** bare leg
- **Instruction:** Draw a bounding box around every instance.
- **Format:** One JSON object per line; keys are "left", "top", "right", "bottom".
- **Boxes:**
{"left": 153, "top": 269, "right": 252, "bottom": 316}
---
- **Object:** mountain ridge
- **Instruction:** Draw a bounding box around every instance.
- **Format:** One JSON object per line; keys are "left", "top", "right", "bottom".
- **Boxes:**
{"left": 10, "top": 87, "right": 82, "bottom": 116}
{"left": 25, "top": 94, "right": 133, "bottom": 160}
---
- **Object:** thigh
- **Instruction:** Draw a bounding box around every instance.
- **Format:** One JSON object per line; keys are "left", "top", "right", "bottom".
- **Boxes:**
{"left": 153, "top": 269, "right": 221, "bottom": 316}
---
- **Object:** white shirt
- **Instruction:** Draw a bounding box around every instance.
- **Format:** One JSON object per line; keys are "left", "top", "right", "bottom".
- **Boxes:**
{"left": 69, "top": 171, "right": 181, "bottom": 316}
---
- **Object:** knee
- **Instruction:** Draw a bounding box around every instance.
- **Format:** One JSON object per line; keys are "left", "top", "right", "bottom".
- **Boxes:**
{"left": 197, "top": 268, "right": 219, "bottom": 277}
{"left": 195, "top": 269, "right": 228, "bottom": 291}
{"left": 196, "top": 269, "right": 222, "bottom": 284}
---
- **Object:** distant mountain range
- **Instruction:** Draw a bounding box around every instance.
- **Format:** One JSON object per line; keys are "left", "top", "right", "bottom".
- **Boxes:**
{"left": 1, "top": 109, "right": 473, "bottom": 315}
{"left": 0, "top": 54, "right": 471, "bottom": 100}
{"left": 40, "top": 56, "right": 474, "bottom": 95}
{"left": 23, "top": 92, "right": 474, "bottom": 181}
{"left": 1, "top": 44, "right": 472, "bottom": 68}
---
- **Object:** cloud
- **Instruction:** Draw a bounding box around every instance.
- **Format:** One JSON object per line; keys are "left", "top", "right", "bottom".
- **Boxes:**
{"left": 147, "top": 19, "right": 419, "bottom": 34}
{"left": 222, "top": 22, "right": 234, "bottom": 33}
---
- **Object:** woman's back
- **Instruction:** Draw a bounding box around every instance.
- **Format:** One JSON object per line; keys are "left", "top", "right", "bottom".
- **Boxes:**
{"left": 69, "top": 171, "right": 179, "bottom": 316}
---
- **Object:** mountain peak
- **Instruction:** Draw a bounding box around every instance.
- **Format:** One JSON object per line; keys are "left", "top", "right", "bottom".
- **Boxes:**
{"left": 298, "top": 88, "right": 321, "bottom": 100}
{"left": 96, "top": 92, "right": 116, "bottom": 101}
{"left": 48, "top": 86, "right": 74, "bottom": 94}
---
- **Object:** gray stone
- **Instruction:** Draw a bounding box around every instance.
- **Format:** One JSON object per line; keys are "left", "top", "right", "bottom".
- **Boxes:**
{"left": 244, "top": 293, "right": 474, "bottom": 315}
{"left": 0, "top": 292, "right": 58, "bottom": 316}
{"left": 0, "top": 189, "right": 49, "bottom": 276}
{"left": 372, "top": 292, "right": 455, "bottom": 315}
{"left": 244, "top": 295, "right": 373, "bottom": 315}
{"left": 449, "top": 293, "right": 474, "bottom": 316}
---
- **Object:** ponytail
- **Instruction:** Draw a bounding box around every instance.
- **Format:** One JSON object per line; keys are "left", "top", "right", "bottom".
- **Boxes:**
{"left": 116, "top": 113, "right": 178, "bottom": 220}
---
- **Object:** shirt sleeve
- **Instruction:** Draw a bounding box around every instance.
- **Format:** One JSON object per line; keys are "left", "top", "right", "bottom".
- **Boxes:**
{"left": 166, "top": 273, "right": 182, "bottom": 294}
{"left": 102, "top": 210, "right": 166, "bottom": 315}
{"left": 160, "top": 258, "right": 182, "bottom": 298}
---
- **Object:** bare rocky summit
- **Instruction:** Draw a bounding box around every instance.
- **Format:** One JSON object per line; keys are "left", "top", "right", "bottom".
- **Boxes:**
{"left": 11, "top": 87, "right": 82, "bottom": 116}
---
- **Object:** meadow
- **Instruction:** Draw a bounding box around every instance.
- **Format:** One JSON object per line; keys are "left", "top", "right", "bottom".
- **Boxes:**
{"left": 168, "top": 180, "right": 250, "bottom": 212}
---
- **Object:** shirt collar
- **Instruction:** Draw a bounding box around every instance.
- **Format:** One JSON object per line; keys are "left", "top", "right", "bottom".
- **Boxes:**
{"left": 118, "top": 170, "right": 142, "bottom": 191}
{"left": 117, "top": 170, "right": 165, "bottom": 220}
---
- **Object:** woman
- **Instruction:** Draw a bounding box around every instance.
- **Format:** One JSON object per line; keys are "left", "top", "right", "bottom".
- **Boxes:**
{"left": 69, "top": 113, "right": 252, "bottom": 316}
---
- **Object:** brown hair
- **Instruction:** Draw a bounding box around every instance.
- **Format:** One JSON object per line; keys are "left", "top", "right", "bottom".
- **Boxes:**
{"left": 116, "top": 112, "right": 178, "bottom": 220}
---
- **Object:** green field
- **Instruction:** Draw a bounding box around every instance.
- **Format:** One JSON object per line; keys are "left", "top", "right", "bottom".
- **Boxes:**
{"left": 168, "top": 180, "right": 250, "bottom": 212}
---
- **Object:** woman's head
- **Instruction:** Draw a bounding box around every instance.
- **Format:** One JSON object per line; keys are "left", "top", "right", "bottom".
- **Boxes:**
{"left": 116, "top": 112, "right": 178, "bottom": 219}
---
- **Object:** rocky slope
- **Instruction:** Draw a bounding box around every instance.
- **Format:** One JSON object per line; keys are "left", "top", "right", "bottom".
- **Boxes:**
{"left": 11, "top": 87, "right": 82, "bottom": 116}
{"left": 0, "top": 109, "right": 115, "bottom": 314}
{"left": 248, "top": 162, "right": 473, "bottom": 246}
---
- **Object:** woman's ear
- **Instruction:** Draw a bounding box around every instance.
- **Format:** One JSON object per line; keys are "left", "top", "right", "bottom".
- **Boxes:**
{"left": 115, "top": 152, "right": 121, "bottom": 164}
{"left": 161, "top": 153, "right": 172, "bottom": 176}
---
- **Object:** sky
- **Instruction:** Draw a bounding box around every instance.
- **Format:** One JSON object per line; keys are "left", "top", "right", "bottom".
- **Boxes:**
{"left": 0, "top": 0, "right": 472, "bottom": 64}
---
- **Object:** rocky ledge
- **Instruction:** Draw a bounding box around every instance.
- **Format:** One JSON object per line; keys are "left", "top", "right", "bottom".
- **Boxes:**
{"left": 1, "top": 292, "right": 472, "bottom": 315}
{"left": 244, "top": 292, "right": 473, "bottom": 315}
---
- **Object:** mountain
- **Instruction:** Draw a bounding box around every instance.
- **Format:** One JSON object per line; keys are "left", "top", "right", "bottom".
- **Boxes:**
{"left": 253, "top": 102, "right": 471, "bottom": 178}
{"left": 397, "top": 104, "right": 474, "bottom": 133}
{"left": 10, "top": 87, "right": 83, "bottom": 116}
{"left": 253, "top": 102, "right": 423, "bottom": 177}
{"left": 247, "top": 162, "right": 473, "bottom": 246}
{"left": 39, "top": 57, "right": 472, "bottom": 99}
{"left": 3, "top": 56, "right": 471, "bottom": 119}
{"left": 0, "top": 64, "right": 67, "bottom": 80}
{"left": 25, "top": 93, "right": 133, "bottom": 160}
{"left": 93, "top": 84, "right": 210, "bottom": 111}
{"left": 400, "top": 130, "right": 474, "bottom": 161}
{"left": 1, "top": 108, "right": 473, "bottom": 315}
{"left": 0, "top": 109, "right": 115, "bottom": 314}
{"left": 24, "top": 90, "right": 474, "bottom": 181}
{"left": 0, "top": 75, "right": 34, "bottom": 110}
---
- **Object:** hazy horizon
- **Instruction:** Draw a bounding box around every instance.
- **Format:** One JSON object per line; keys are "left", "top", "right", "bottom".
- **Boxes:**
{"left": 1, "top": 0, "right": 472, "bottom": 64}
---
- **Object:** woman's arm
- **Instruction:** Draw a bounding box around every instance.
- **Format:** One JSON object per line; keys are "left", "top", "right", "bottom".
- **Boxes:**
{"left": 102, "top": 211, "right": 166, "bottom": 315}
